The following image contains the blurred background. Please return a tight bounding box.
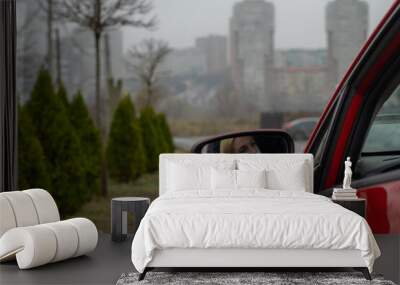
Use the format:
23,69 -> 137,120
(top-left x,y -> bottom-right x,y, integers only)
16,0 -> 394,231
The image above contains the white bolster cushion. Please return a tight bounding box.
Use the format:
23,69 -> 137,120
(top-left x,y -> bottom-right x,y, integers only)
42,221 -> 79,262
0,226 -> 57,269
0,196 -> 17,237
0,191 -> 39,227
0,218 -> 98,269
66,218 -> 98,257
0,189 -> 59,238
23,189 -> 60,224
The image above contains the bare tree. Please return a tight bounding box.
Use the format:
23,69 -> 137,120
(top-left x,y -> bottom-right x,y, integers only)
127,39 -> 171,107
47,0 -> 54,73
54,0 -> 155,131
16,3 -> 43,101
53,0 -> 156,196
55,28 -> 62,87
37,0 -> 55,74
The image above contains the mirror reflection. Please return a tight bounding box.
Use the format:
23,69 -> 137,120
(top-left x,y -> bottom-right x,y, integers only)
200,133 -> 293,154
220,136 -> 260,153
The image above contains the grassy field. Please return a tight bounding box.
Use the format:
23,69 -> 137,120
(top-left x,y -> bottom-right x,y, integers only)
71,172 -> 159,233
168,113 -> 322,137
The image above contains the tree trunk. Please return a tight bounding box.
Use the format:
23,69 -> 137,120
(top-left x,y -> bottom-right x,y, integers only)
55,28 -> 61,87
104,33 -> 112,79
47,0 -> 53,73
100,151 -> 108,197
104,33 -> 112,133
146,84 -> 152,107
94,32 -> 108,197
95,33 -> 101,129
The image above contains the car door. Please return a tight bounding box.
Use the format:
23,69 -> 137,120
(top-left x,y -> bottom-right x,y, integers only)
305,2 -> 400,234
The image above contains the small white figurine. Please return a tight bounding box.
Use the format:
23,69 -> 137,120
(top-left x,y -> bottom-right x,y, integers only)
343,157 -> 353,190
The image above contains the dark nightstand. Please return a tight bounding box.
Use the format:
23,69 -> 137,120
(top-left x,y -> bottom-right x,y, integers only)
111,197 -> 150,242
332,198 -> 366,218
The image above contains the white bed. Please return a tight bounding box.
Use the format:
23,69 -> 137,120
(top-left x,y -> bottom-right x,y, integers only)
131,154 -> 380,280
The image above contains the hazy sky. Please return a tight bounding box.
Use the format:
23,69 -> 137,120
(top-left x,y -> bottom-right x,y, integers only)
123,0 -> 394,52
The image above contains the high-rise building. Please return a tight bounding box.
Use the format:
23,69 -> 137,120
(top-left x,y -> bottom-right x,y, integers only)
229,0 -> 275,111
195,35 -> 227,76
326,0 -> 368,86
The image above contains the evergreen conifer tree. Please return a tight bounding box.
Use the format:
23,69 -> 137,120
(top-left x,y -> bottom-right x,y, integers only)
18,106 -> 51,190
26,68 -> 85,215
57,82 -> 69,107
152,113 -> 169,155
139,106 -> 162,172
107,96 -> 146,182
157,113 -> 174,153
69,92 -> 102,200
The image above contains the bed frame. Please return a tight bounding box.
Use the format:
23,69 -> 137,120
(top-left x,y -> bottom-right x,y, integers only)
138,154 -> 372,281
139,248 -> 371,280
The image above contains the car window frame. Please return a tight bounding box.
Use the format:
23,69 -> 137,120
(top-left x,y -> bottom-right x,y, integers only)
351,57 -> 400,180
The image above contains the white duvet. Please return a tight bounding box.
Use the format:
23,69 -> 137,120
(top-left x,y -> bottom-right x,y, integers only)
131,190 -> 380,273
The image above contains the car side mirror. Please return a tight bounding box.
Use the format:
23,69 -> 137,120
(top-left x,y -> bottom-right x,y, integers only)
191,130 -> 295,154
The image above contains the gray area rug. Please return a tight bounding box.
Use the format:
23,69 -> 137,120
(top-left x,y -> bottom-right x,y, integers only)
116,272 -> 396,285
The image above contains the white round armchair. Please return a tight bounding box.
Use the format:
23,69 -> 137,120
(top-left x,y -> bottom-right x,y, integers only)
0,189 -> 98,269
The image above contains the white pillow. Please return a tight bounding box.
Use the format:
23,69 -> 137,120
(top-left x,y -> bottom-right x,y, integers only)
266,162 -> 307,191
238,159 -> 309,192
167,162 -> 211,191
211,168 -> 236,190
211,169 -> 267,191
236,169 -> 267,189
166,159 -> 236,193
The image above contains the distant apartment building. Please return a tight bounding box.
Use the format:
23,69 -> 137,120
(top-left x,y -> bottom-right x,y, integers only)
326,0 -> 368,87
275,49 -> 326,69
195,35 -> 227,76
161,47 -> 207,77
230,0 -> 275,111
156,38 -> 226,111
274,49 -> 330,112
160,35 -> 227,79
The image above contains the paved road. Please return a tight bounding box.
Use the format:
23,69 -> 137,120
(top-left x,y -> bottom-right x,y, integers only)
174,137 -> 307,153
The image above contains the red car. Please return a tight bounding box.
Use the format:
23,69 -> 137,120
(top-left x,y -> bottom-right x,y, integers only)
193,1 -> 400,235
304,0 -> 400,235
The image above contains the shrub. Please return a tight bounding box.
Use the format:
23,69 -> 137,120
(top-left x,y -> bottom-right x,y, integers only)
107,96 -> 146,182
57,82 -> 69,107
18,106 -> 51,190
69,92 -> 102,200
139,106 -> 162,172
26,68 -> 85,216
157,113 -> 174,153
154,116 -> 169,155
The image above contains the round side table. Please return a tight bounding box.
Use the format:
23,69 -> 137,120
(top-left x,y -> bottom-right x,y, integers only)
111,197 -> 150,242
